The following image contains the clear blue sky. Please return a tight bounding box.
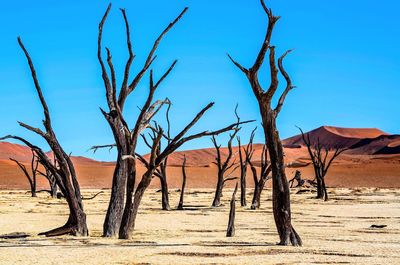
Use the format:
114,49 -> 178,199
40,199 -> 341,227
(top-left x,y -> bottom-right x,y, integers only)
0,0 -> 399,161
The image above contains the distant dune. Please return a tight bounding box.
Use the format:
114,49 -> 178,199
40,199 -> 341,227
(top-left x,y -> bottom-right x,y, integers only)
0,142 -> 33,162
283,126 -> 400,155
0,126 -> 399,189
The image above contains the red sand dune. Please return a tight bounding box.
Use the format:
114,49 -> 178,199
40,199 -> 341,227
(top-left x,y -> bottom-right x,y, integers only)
283,126 -> 400,155
283,126 -> 387,149
0,126 -> 399,190
321,126 -> 387,138
0,142 -> 33,162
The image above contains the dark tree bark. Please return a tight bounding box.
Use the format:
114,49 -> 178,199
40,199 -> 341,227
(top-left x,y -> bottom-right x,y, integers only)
37,153 -> 59,198
288,170 -> 304,188
228,0 -> 302,246
248,145 -> 272,210
235,106 -> 252,207
177,155 -> 187,210
42,169 -> 58,198
226,183 -> 238,237
96,4 -> 187,237
0,38 -> 88,236
298,128 -> 347,201
237,137 -> 247,206
154,104 -> 172,211
10,150 -> 39,197
211,129 -> 240,207
159,174 -> 170,210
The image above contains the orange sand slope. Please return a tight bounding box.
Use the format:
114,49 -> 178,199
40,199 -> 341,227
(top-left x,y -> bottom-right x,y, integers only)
283,126 -> 400,155
0,126 -> 399,189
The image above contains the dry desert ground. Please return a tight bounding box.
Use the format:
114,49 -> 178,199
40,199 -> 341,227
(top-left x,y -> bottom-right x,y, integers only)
0,188 -> 399,264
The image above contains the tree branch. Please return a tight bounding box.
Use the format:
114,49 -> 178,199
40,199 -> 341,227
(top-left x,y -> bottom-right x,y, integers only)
17,37 -> 51,129
250,0 -> 280,73
275,49 -> 295,115
119,7 -> 188,108
97,3 -> 115,111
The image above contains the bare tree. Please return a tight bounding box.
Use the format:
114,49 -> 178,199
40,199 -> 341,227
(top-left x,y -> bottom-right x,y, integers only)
122,104 -> 251,239
37,153 -> 59,198
96,4 -> 252,239
288,170 -> 303,188
298,128 -> 347,201
237,138 -> 246,206
0,38 -> 88,236
96,4 -> 187,237
226,183 -> 238,237
248,145 -> 272,210
153,104 -> 172,211
237,127 -> 258,207
10,150 -> 39,197
288,170 -> 315,189
177,155 -> 187,210
228,0 -> 302,245
211,129 -> 240,207
38,167 -> 58,198
139,107 -> 173,211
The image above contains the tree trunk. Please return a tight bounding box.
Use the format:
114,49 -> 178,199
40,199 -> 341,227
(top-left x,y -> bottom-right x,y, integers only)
240,166 -> 247,207
262,108 -> 302,246
177,157 -> 187,210
103,121 -> 135,237
251,173 -> 269,210
41,200 -> 87,236
119,170 -> 153,239
32,173 -> 37,197
322,177 -> 328,201
316,174 -> 324,199
41,160 -> 88,237
212,172 -> 224,207
49,178 -> 58,198
103,158 -> 128,237
226,183 -> 238,237
160,175 -> 171,211
251,185 -> 260,210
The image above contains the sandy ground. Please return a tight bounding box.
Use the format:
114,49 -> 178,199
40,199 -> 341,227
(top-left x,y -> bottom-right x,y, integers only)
0,188 -> 399,264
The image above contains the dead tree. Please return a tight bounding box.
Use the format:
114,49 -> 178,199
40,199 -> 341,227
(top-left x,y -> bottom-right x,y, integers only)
226,183 -> 239,237
0,38 -> 88,236
154,104 -> 172,211
288,170 -> 303,188
140,114 -> 173,211
299,128 -> 347,201
177,155 -> 187,210
237,127 -> 258,207
211,129 -> 240,207
288,170 -> 316,189
237,138 -> 246,206
248,145 -> 272,210
96,4 -> 188,237
10,150 -> 39,197
122,105 -> 251,239
96,5 -> 252,239
37,153 -> 59,198
38,168 -> 58,198
228,0 -> 302,245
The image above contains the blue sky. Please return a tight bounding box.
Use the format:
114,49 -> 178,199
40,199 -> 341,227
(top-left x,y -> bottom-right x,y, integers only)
0,0 -> 399,161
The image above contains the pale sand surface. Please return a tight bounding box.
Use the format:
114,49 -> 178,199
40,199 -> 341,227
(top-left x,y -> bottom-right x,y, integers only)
0,188 -> 399,264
